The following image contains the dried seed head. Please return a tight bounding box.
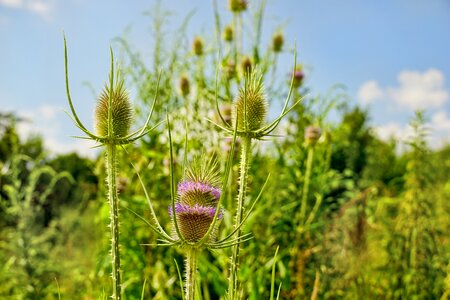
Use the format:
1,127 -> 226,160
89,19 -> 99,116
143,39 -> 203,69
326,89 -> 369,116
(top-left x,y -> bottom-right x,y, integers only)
179,75 -> 190,97
94,79 -> 133,138
272,32 -> 284,52
223,25 -> 234,42
305,126 -> 321,146
233,70 -> 268,132
192,36 -> 204,56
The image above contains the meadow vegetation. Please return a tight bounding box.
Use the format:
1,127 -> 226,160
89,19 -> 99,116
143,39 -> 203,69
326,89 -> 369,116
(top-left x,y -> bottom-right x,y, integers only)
1,1 -> 449,299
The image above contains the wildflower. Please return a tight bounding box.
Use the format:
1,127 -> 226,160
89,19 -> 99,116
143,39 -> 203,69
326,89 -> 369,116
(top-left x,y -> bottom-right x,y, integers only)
240,56 -> 253,75
169,157 -> 222,243
94,78 -> 133,138
179,75 -> 190,97
223,25 -> 234,42
305,126 -> 321,146
233,70 -> 267,132
292,67 -> 305,88
228,0 -> 248,13
272,32 -> 284,53
192,36 -> 204,56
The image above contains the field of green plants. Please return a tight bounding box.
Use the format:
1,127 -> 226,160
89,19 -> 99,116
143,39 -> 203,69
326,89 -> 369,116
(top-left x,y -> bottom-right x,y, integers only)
1,1 -> 450,299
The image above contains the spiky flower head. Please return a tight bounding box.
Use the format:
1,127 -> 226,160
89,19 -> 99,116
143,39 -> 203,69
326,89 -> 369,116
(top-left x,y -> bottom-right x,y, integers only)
305,126 -> 321,146
94,74 -> 133,138
223,25 -> 234,42
179,75 -> 190,97
233,70 -> 268,132
272,32 -> 284,52
228,0 -> 248,12
192,36 -> 204,56
170,156 -> 222,243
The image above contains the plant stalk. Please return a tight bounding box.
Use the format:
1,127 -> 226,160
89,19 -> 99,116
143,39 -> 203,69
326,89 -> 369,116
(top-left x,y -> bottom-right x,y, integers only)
299,146 -> 314,225
186,248 -> 199,300
228,136 -> 252,299
106,143 -> 122,300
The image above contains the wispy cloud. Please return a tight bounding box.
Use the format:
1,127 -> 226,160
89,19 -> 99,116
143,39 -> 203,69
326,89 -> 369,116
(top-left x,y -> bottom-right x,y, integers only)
0,0 -> 54,21
358,69 -> 449,110
16,104 -> 99,158
373,110 -> 450,150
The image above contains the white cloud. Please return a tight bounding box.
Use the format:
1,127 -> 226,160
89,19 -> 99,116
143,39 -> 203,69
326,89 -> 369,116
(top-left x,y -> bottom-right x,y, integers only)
0,0 -> 22,8
373,110 -> 450,150
358,69 -> 449,110
15,104 -> 99,158
358,80 -> 383,104
0,0 -> 53,21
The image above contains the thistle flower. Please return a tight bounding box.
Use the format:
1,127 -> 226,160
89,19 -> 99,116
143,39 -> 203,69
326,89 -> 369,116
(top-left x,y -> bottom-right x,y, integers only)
223,25 -> 234,42
169,157 -> 223,243
192,36 -> 204,56
305,125 -> 321,146
272,32 -> 284,52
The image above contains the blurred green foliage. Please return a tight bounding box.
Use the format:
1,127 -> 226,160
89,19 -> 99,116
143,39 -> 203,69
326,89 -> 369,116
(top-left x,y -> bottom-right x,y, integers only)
1,1 -> 450,299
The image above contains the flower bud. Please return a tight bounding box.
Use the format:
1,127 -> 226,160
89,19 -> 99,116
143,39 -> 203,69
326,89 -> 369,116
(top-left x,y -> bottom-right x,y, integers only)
293,68 -> 305,88
94,81 -> 133,138
179,75 -> 190,97
223,25 -> 234,42
192,36 -> 204,56
240,56 -> 253,75
305,126 -> 321,146
233,71 -> 267,132
228,0 -> 248,13
272,32 -> 284,52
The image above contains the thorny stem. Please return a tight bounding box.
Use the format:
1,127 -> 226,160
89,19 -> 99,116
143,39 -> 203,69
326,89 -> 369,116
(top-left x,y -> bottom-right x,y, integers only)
299,146 -> 314,225
186,248 -> 199,300
106,143 -> 122,300
228,136 -> 252,299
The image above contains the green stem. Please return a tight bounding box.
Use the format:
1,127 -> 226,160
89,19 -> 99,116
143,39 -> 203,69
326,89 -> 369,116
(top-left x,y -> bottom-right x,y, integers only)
299,146 -> 314,225
106,143 -> 122,300
186,248 -> 199,300
228,137 -> 252,300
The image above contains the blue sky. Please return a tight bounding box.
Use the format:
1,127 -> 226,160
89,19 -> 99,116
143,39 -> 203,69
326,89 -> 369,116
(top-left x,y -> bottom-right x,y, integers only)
0,0 -> 449,156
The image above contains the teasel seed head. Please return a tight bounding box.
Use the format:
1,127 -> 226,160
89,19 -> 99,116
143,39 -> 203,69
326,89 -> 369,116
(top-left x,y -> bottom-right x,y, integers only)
233,70 -> 268,132
272,32 -> 284,52
305,126 -> 321,146
223,25 -> 234,42
192,36 -> 204,56
228,0 -> 248,13
94,76 -> 133,139
179,75 -> 190,97
170,156 -> 222,243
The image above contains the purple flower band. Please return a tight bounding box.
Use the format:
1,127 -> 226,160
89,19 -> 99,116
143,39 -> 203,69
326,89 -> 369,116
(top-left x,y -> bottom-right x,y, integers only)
168,203 -> 223,219
177,180 -> 221,200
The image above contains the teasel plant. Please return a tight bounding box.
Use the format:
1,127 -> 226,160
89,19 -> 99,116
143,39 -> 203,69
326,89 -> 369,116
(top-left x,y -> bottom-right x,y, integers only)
126,114 -> 270,300
209,56 -> 304,299
63,36 -> 159,300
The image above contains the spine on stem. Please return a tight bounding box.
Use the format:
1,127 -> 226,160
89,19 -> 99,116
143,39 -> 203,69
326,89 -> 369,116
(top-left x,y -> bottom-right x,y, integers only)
185,248 -> 199,300
228,136 -> 252,299
106,143 -> 122,300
